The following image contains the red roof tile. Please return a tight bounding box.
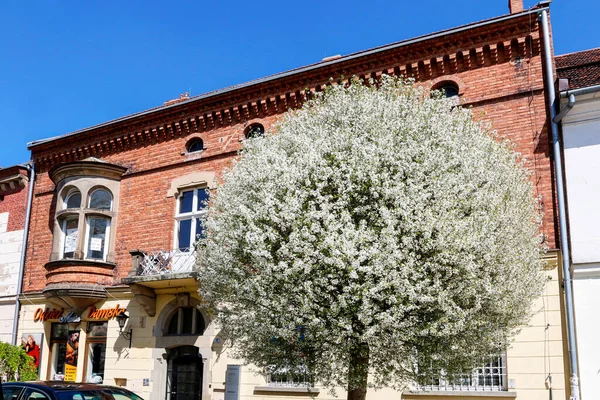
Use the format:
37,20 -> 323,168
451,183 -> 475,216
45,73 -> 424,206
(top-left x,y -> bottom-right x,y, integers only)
556,48 -> 600,90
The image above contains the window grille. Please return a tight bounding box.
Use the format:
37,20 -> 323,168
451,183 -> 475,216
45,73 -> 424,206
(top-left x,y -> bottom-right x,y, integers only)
266,366 -> 313,388
416,355 -> 507,392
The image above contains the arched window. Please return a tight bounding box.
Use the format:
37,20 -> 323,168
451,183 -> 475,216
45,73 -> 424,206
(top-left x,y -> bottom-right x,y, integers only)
89,188 -> 112,210
245,123 -> 265,139
187,138 -> 204,153
64,190 -> 81,209
166,307 -> 206,336
432,81 -> 460,99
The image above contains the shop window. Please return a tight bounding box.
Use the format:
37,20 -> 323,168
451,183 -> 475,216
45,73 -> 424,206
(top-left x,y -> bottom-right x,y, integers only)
175,188 -> 209,251
49,323 -> 67,380
48,159 -> 126,264
166,307 -> 206,336
85,321 -> 107,383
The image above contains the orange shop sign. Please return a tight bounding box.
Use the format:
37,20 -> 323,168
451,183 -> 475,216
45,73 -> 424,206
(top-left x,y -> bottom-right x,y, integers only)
33,304 -> 127,322
33,308 -> 64,322
87,304 -> 126,320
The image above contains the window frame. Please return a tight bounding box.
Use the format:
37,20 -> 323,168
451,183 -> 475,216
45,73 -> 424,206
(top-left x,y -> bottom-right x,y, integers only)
186,138 -> 204,154
165,306 -> 206,336
416,353 -> 508,392
84,321 -> 108,383
173,187 -> 210,252
83,215 -> 111,262
244,123 -> 265,139
54,185 -> 116,262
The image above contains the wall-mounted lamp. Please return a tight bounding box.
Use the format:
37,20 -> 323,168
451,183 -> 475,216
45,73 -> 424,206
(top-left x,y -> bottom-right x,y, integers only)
116,311 -> 133,348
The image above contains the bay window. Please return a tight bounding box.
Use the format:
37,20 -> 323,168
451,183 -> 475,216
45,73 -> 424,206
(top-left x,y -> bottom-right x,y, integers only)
48,159 -> 126,264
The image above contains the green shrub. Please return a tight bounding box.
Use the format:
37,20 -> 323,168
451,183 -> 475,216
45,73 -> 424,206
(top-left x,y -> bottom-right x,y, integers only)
0,341 -> 38,382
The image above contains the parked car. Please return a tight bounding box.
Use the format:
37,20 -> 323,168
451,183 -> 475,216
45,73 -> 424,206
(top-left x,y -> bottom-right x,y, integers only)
1,381 -> 144,400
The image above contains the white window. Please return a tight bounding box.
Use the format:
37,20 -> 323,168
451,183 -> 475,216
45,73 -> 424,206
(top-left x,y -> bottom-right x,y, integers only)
417,354 -> 507,392
174,187 -> 209,251
57,187 -> 114,262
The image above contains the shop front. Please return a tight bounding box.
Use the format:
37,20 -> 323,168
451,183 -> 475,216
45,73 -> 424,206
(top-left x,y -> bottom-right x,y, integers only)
16,289 -> 227,400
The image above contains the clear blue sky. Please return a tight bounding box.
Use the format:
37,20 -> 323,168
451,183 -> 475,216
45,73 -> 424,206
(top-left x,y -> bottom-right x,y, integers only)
0,0 -> 596,167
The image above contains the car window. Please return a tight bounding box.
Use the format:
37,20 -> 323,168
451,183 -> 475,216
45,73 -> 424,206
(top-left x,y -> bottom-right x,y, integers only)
57,390 -> 142,400
2,387 -> 23,400
23,390 -> 50,400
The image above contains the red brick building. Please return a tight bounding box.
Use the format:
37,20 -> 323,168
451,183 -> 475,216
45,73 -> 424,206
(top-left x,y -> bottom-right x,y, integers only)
16,1 -> 570,399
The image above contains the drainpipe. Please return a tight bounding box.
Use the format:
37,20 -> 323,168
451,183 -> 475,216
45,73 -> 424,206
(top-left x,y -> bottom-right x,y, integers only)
11,161 -> 35,345
554,84 -> 600,123
553,94 -> 575,123
538,7 -> 580,400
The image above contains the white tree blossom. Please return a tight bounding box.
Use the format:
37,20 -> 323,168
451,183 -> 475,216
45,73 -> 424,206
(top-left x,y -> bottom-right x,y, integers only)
197,76 -> 545,399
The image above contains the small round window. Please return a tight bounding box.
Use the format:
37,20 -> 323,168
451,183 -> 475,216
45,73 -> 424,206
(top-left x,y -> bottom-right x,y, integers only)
187,138 -> 204,153
245,123 -> 265,139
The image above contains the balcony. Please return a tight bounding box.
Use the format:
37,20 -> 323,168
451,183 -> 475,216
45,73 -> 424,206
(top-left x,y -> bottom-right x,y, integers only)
134,249 -> 197,276
121,249 -> 199,317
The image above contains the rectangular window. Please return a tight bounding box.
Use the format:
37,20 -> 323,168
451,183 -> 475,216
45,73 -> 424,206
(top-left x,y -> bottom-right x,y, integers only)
62,218 -> 79,258
49,324 -> 68,380
175,188 -> 209,252
85,217 -> 110,261
416,355 -> 507,392
267,365 -> 313,388
85,321 -> 107,384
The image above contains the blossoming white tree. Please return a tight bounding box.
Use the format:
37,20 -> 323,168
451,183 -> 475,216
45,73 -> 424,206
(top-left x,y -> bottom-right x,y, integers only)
197,76 -> 545,400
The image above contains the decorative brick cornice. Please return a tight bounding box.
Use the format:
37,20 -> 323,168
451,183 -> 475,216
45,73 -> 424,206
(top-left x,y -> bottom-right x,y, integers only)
31,16 -> 541,172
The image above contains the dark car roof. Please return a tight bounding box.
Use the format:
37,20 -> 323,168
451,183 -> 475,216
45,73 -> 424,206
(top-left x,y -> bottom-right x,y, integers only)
3,382 -> 128,392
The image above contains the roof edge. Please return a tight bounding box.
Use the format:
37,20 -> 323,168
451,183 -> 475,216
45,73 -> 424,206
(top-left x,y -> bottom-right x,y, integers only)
27,5 -> 549,150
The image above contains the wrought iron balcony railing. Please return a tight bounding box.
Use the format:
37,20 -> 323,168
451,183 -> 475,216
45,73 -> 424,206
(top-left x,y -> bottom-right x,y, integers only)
132,249 -> 197,276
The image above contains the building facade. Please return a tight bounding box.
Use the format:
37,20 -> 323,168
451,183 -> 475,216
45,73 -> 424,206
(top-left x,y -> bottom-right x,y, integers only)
0,164 -> 29,344
556,48 -> 600,400
17,1 -> 570,400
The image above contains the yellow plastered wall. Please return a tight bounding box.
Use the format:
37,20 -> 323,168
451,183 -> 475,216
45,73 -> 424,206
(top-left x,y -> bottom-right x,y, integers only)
16,255 -> 567,400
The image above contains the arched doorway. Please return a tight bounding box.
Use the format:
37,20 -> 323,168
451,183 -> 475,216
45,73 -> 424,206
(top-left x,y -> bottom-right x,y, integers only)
166,346 -> 203,400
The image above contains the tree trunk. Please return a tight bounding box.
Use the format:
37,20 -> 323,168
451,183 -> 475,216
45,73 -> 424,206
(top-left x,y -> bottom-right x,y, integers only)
347,346 -> 369,400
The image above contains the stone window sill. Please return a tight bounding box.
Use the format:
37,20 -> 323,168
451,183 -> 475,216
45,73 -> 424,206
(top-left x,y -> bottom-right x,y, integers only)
403,391 -> 517,398
254,386 -> 320,394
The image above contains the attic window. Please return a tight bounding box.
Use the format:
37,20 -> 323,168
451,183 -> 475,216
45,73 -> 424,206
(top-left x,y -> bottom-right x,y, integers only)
187,138 -> 204,153
245,123 -> 265,139
432,81 -> 459,99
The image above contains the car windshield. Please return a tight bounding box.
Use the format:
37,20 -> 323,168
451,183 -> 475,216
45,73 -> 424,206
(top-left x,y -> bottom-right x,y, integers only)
56,390 -> 143,400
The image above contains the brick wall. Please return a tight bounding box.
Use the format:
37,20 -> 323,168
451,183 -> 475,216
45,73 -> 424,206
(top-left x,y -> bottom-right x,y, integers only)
23,14 -> 557,293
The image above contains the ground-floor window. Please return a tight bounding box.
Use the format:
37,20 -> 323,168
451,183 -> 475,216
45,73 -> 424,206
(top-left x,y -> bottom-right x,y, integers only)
85,321 -> 107,383
416,354 -> 507,391
266,365 -> 313,387
49,324 -> 80,381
